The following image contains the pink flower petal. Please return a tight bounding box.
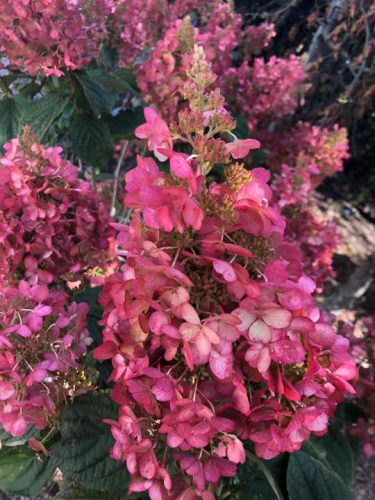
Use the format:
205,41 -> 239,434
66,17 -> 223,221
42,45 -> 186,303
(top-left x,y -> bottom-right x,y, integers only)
249,319 -> 272,342
170,154 -> 192,179
262,307 -> 291,329
0,381 -> 15,400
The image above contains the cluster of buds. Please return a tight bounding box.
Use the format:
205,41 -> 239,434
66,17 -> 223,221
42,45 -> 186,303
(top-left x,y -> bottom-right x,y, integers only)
0,280 -> 91,436
95,47 -> 356,499
0,128 -> 115,287
136,5 -> 281,127
136,18 -> 196,122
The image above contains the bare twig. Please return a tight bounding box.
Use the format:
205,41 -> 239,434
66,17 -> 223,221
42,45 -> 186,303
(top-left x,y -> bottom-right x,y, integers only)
111,140 -> 129,217
345,4 -> 371,96
91,166 -> 97,191
308,0 -> 348,63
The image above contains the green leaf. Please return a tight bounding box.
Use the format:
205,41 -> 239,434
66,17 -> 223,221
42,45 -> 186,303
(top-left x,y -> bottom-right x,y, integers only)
70,114 -> 113,167
92,70 -> 139,97
21,92 -> 69,140
73,72 -> 114,116
232,448 -> 287,500
0,424 -> 39,447
57,481 -> 115,500
100,46 -> 120,70
0,446 -> 55,496
50,392 -> 129,495
308,429 -> 354,486
244,451 -> 286,500
302,436 -> 328,463
112,68 -> 137,88
102,108 -> 145,140
287,450 -> 354,500
0,96 -> 23,146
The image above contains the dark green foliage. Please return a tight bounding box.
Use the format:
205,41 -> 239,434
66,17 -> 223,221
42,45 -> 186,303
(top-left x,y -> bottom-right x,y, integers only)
0,446 -> 55,497
70,114 -> 114,166
0,96 -> 23,146
50,392 -> 129,495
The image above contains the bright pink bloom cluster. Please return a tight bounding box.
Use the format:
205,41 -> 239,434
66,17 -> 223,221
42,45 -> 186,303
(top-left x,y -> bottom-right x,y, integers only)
0,129 -> 113,438
95,51 -> 356,498
342,316 -> 375,457
115,0 -> 169,67
132,5 -> 348,294
0,280 -> 90,436
222,55 -> 306,130
0,0 -> 102,76
135,4 -> 285,128
280,206 -> 341,294
265,122 -> 350,192
268,123 -> 349,290
0,129 -> 115,287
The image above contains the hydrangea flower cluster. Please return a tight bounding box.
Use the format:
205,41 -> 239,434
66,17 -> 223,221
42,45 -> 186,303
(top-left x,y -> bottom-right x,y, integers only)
0,127 -> 115,287
0,280 -> 90,437
115,0 -> 169,67
280,205 -> 341,294
95,47 -> 356,499
136,19 -> 195,122
342,316 -> 375,457
0,0 -> 101,76
136,5 -> 284,127
132,5 -> 349,293
265,123 -> 350,193
0,127 -> 115,438
268,123 -> 349,291
221,55 -> 306,130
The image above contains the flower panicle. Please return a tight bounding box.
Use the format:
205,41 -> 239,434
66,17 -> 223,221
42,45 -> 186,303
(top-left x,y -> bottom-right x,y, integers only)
95,46 -> 356,499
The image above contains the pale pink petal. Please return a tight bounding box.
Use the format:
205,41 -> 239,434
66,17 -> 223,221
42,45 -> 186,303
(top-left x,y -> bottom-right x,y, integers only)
262,308 -> 291,329
0,381 -> 15,400
249,319 -> 272,342
232,308 -> 257,332
212,259 -> 237,282
195,332 -> 211,356
177,303 -> 200,325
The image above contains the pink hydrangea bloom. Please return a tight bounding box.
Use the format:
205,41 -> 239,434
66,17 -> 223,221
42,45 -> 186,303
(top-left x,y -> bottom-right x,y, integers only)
0,130 -> 116,286
0,280 -> 90,436
95,51 -> 356,497
0,0 -> 104,76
